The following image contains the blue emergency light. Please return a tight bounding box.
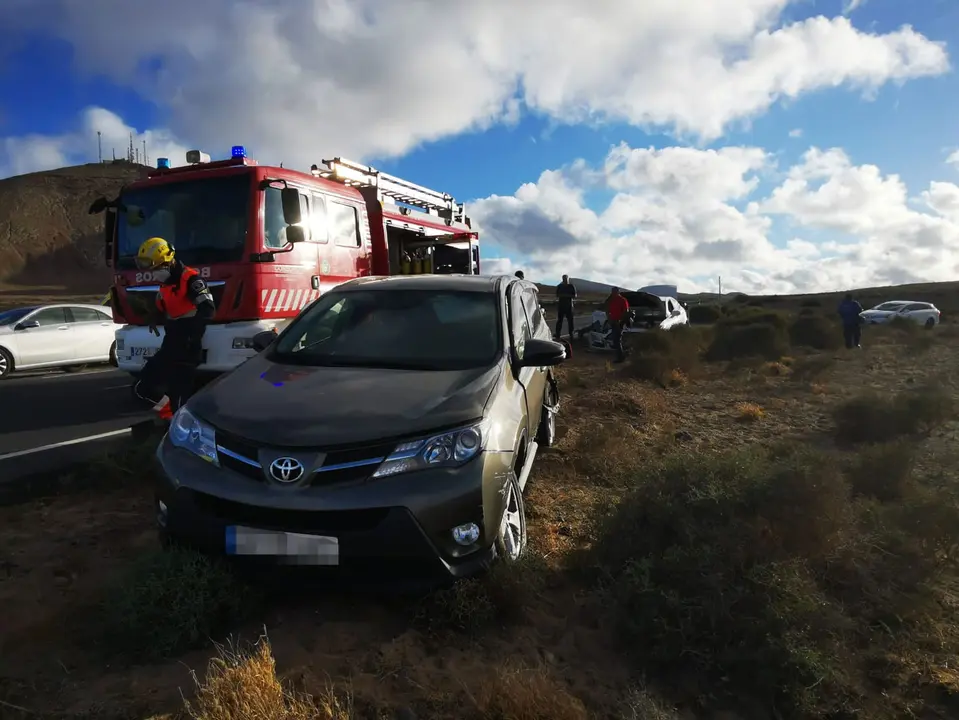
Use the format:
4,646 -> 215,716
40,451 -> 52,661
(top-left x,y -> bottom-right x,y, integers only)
231,145 -> 247,158
156,157 -> 171,169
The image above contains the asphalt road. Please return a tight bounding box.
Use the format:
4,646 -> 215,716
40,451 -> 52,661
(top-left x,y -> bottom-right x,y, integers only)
0,367 -> 154,488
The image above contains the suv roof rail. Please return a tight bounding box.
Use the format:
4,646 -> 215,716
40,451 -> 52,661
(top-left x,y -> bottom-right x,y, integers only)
314,157 -> 469,225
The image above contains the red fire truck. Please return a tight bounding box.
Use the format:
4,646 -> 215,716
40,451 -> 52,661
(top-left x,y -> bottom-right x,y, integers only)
90,147 -> 480,378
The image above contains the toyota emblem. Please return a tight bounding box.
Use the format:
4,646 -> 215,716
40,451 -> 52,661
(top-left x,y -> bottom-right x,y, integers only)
269,457 -> 305,483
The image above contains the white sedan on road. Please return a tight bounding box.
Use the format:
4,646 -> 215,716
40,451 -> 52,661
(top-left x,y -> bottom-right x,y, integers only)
0,304 -> 118,379
859,301 -> 941,328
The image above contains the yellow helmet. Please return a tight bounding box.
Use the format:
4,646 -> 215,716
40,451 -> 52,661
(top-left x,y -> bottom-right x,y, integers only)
136,237 -> 175,270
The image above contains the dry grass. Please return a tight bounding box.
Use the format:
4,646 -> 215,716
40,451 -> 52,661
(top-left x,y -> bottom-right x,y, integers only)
184,638 -> 352,720
735,401 -> 765,422
3,305 -> 959,719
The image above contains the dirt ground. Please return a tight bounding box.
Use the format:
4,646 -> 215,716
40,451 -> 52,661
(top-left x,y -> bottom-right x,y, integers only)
2,320 -> 958,719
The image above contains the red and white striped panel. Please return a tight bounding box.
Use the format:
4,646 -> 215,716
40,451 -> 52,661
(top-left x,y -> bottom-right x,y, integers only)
260,288 -> 320,314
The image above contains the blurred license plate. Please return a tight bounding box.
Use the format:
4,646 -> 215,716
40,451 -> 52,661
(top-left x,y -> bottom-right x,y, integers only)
130,347 -> 157,357
225,526 -> 339,565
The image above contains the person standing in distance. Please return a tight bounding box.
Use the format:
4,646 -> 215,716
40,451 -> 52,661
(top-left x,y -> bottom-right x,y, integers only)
606,286 -> 630,363
134,237 -> 216,419
837,293 -> 863,349
555,274 -> 577,339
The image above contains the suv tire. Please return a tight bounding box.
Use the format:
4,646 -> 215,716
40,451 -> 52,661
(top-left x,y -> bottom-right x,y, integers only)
536,375 -> 558,448
494,471 -> 527,563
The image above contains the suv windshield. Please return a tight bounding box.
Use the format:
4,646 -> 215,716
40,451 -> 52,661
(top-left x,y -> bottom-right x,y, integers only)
0,307 -> 35,326
873,302 -> 907,312
115,174 -> 251,270
273,289 -> 501,370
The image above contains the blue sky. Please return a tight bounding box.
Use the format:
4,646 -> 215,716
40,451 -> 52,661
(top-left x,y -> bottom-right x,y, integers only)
1,0 -> 958,293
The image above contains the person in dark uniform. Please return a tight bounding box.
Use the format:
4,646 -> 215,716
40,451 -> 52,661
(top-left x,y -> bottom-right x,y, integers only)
837,293 -> 863,349
514,270 -> 525,280
134,237 -> 216,419
555,274 -> 577,339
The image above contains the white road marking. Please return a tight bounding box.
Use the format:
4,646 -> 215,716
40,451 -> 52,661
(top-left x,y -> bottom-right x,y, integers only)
0,428 -> 133,461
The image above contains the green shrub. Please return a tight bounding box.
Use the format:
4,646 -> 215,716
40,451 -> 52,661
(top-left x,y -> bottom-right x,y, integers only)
717,308 -> 790,330
627,326 -> 706,384
706,321 -> 790,361
801,299 -> 823,308
687,304 -> 721,324
789,315 -> 841,351
101,547 -> 259,660
833,384 -> 956,444
846,442 -> 916,502
587,443 -> 959,718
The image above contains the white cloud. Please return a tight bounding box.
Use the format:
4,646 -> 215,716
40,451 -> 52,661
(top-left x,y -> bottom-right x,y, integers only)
470,143 -> 959,294
788,128 -> 803,138
947,150 -> 959,168
0,0 -> 948,167
0,107 -> 190,178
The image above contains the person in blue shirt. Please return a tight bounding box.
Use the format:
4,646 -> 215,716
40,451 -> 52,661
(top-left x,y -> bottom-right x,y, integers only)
837,293 -> 863,349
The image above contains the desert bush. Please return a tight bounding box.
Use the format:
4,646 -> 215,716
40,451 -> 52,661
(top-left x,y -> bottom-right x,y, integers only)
833,384 -> 956,444
718,307 -> 790,330
183,637 -> 351,720
414,553 -> 548,636
687,304 -> 721,324
627,326 -> 705,385
846,442 -> 917,502
468,667 -> 589,720
790,354 -> 835,382
101,547 -> 259,660
789,314 -> 841,351
706,321 -> 790,361
735,402 -> 764,421
801,299 -> 822,308
587,443 -> 959,718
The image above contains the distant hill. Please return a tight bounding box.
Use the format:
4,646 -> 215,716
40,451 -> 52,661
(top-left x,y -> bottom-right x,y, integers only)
0,162 -> 149,293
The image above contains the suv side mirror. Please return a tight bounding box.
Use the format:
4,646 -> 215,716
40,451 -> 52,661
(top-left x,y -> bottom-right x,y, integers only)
252,330 -> 277,352
15,320 -> 40,331
517,338 -> 567,368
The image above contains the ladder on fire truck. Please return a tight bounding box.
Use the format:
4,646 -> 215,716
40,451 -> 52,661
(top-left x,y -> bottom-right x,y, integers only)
312,157 -> 470,226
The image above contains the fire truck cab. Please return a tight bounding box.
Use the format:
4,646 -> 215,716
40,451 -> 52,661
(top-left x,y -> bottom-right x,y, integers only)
91,147 -> 480,378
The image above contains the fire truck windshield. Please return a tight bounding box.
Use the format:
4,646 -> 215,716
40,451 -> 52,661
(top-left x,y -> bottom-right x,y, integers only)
115,174 -> 252,270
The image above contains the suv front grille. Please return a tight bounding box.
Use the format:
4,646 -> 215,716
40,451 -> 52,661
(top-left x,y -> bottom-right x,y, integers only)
213,432 -> 395,486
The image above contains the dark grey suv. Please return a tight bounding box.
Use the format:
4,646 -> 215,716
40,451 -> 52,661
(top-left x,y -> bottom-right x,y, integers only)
153,274 -> 566,582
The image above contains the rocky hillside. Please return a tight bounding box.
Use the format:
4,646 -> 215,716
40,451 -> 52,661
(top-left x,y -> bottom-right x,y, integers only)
0,162 -> 149,292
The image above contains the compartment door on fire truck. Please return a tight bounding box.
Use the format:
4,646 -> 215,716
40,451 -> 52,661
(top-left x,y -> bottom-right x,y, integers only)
325,197 -> 368,287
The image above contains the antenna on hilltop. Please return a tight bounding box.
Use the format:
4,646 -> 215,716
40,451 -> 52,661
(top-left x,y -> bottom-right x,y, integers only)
128,132 -> 135,163
97,131 -> 102,164
143,140 -> 148,166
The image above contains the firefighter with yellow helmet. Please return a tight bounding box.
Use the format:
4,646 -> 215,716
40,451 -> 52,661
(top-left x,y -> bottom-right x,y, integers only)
134,237 -> 215,420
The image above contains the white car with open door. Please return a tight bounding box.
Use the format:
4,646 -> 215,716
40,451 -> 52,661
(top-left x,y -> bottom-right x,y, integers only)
0,304 -> 119,378
579,290 -> 688,352
859,301 -> 941,328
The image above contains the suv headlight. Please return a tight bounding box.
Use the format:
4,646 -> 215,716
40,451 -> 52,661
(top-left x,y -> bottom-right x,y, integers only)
372,421 -> 488,478
169,407 -> 219,465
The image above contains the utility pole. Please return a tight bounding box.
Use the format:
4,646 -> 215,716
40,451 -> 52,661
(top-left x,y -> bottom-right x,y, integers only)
97,131 -> 102,163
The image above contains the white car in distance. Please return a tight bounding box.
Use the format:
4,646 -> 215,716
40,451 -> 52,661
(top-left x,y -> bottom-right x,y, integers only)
859,301 -> 941,329
0,303 -> 119,379
580,291 -> 689,351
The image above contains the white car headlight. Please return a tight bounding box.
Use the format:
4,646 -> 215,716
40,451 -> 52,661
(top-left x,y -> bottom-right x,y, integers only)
372,421 -> 489,478
169,407 -> 219,465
